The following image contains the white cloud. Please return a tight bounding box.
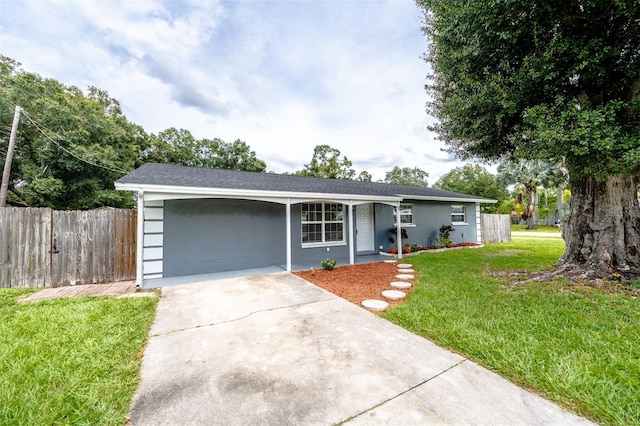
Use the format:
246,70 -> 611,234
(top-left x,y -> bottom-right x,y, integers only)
0,0 -> 488,183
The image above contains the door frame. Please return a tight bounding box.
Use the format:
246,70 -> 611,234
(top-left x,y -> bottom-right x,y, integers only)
355,203 -> 375,253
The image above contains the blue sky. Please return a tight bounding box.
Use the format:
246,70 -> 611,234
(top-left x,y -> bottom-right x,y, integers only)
0,0 -> 478,181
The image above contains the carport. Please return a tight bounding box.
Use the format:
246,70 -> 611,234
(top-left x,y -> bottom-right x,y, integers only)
115,164 -> 404,286
136,254 -> 389,289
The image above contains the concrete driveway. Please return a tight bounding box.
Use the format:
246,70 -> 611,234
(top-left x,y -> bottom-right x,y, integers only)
130,272 -> 592,425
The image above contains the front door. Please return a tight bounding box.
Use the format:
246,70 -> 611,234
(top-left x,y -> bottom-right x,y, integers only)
355,204 -> 375,253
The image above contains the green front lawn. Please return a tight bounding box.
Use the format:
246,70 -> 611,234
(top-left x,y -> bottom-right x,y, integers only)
0,290 -> 157,425
384,238 -> 640,425
511,223 -> 561,233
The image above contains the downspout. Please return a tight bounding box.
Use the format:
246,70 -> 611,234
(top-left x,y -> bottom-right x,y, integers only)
348,201 -> 355,265
286,199 -> 292,271
396,201 -> 403,259
136,189 -> 144,287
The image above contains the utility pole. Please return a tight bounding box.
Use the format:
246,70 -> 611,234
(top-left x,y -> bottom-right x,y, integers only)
0,105 -> 21,207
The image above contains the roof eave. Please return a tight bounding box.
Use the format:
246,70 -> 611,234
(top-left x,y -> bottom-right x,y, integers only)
115,182 -> 403,203
398,194 -> 497,203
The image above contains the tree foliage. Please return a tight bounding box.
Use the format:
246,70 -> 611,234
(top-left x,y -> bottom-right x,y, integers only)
384,166 -> 429,186
142,128 -> 266,172
418,0 -> 640,278
0,55 -> 267,209
356,170 -> 373,182
433,164 -> 509,212
0,56 -> 144,209
295,145 -> 357,179
419,0 -> 640,178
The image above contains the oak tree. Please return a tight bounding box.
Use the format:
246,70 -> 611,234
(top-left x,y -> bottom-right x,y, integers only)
418,0 -> 640,279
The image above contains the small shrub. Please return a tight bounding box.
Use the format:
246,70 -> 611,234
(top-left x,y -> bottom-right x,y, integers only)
537,206 -> 551,219
388,226 -> 409,244
437,224 -> 455,248
436,237 -> 451,247
321,259 -> 337,271
411,243 -> 421,252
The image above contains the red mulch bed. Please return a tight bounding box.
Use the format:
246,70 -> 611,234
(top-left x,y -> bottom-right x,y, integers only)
294,261 -> 414,307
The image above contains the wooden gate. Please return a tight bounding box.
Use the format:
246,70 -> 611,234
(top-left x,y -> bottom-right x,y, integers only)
0,207 -> 136,288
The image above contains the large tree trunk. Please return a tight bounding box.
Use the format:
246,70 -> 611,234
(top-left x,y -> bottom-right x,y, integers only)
525,186 -> 536,230
560,175 -> 640,281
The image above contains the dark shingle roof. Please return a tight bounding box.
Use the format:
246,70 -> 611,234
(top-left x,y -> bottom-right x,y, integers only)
116,163 -> 494,202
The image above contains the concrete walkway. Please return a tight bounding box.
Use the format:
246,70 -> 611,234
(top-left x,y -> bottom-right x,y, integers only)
129,272 -> 593,425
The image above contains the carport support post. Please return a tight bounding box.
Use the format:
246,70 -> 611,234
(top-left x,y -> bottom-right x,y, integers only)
136,190 -> 144,286
396,201 -> 403,259
348,202 -> 354,265
286,199 -> 291,271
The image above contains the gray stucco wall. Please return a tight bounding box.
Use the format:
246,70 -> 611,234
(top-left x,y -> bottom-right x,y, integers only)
374,201 -> 478,250
162,198 -> 478,277
290,203 -> 351,266
163,198 -> 286,277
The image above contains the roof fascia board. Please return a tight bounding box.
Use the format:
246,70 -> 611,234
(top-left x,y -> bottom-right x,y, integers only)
144,192 -> 288,204
115,182 -> 402,203
144,193 -> 385,205
399,195 -> 497,204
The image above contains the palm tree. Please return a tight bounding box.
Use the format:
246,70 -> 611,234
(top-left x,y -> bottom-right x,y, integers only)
497,159 -> 567,229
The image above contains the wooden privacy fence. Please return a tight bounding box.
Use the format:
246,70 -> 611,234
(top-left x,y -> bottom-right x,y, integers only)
480,214 -> 512,243
0,207 -> 136,288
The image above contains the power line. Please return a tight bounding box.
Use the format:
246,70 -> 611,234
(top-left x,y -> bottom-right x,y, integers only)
19,108 -> 129,175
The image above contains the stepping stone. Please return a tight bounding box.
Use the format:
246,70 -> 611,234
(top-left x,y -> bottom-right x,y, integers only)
361,299 -> 389,311
382,290 -> 406,300
397,268 -> 415,273
397,263 -> 412,268
390,281 -> 412,289
384,259 -> 397,263
395,274 -> 414,280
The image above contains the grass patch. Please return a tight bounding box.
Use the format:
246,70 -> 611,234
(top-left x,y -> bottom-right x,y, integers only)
384,238 -> 640,425
511,224 -> 561,233
0,290 -> 157,425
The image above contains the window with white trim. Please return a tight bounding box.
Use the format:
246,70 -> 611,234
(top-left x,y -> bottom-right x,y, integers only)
451,205 -> 466,224
394,203 -> 414,226
301,202 -> 345,245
